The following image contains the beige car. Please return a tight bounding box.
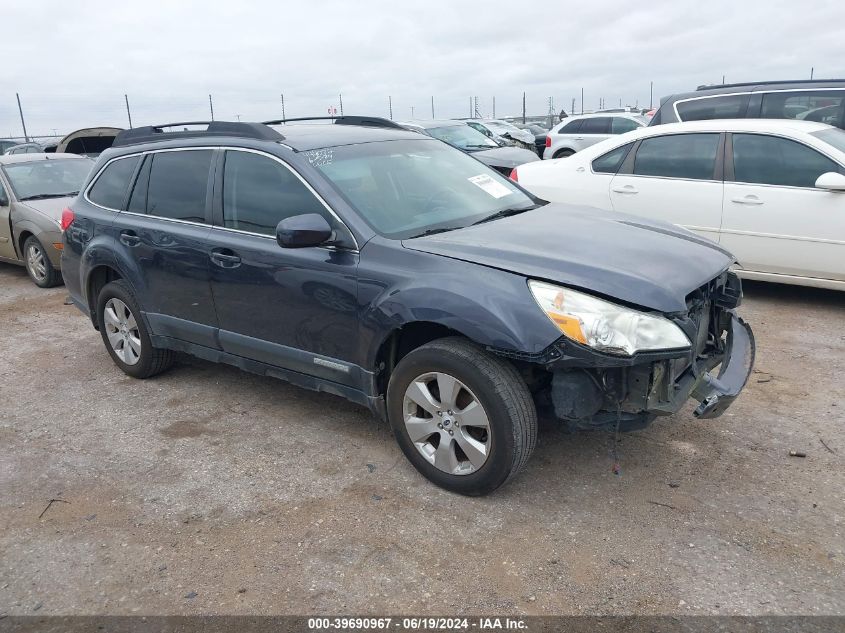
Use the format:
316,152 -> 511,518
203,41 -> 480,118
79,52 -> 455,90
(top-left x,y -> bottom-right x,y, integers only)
0,153 -> 93,287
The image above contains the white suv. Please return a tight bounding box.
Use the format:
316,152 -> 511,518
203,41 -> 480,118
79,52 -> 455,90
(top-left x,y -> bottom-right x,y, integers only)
544,113 -> 647,159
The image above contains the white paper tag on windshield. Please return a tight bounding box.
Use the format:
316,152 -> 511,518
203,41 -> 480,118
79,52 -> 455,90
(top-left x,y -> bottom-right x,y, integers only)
468,174 -> 512,199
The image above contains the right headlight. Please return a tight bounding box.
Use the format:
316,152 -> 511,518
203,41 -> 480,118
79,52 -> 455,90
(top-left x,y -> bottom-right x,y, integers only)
528,280 -> 691,356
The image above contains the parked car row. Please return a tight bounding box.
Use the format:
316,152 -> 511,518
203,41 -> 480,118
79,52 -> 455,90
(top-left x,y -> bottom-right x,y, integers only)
1,127 -> 122,158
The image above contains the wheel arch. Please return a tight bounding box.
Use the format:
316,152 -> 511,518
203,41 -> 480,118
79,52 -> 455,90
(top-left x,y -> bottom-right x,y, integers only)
85,264 -> 124,327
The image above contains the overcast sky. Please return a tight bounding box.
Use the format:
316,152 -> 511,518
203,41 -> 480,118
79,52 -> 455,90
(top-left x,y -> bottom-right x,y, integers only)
3,0 -> 844,137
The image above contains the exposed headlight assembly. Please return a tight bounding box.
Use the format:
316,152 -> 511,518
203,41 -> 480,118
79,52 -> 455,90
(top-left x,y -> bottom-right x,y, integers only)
529,280 -> 690,356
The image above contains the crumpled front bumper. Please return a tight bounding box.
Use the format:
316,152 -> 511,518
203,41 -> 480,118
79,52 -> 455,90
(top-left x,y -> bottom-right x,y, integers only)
544,310 -> 755,431
690,313 -> 755,419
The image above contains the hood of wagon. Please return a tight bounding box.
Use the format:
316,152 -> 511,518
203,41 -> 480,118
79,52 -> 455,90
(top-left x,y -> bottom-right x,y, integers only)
402,203 -> 735,313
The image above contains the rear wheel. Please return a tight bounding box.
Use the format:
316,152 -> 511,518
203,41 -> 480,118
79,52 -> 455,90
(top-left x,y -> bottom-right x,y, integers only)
387,337 -> 537,495
96,280 -> 174,378
554,149 -> 575,158
23,235 -> 61,288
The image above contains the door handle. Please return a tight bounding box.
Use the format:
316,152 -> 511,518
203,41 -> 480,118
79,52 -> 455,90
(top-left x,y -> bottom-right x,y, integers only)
731,195 -> 764,206
611,185 -> 639,194
119,230 -> 141,247
210,249 -> 241,268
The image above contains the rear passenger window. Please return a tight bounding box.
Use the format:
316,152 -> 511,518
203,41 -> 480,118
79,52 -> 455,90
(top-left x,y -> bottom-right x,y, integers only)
760,90 -> 844,129
87,155 -> 140,209
579,117 -> 611,134
559,119 -> 583,134
633,133 -> 720,180
676,95 -> 748,121
732,134 -> 840,188
592,143 -> 633,174
145,150 -> 212,223
222,151 -> 330,235
611,117 -> 640,134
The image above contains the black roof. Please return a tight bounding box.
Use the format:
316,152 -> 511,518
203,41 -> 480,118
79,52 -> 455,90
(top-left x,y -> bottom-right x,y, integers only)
696,78 -> 845,91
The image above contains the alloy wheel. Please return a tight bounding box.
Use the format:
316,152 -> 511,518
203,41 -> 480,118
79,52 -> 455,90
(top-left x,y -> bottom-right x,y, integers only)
103,298 -> 142,365
402,372 -> 491,475
26,243 -> 47,282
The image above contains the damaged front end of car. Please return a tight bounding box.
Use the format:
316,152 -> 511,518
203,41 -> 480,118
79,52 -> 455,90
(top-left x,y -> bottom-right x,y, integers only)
511,270 -> 755,432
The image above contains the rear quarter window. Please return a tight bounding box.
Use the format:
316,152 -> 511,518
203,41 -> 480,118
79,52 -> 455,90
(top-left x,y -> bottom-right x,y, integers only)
87,155 -> 141,209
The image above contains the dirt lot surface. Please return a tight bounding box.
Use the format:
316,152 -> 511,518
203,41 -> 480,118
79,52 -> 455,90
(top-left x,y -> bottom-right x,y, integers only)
1,263 -> 843,616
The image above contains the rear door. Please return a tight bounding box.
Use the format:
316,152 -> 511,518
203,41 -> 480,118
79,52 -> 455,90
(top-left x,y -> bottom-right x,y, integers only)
111,148 -> 219,347
574,117 -> 612,151
609,132 -> 725,241
206,148 -> 361,385
721,132 -> 845,281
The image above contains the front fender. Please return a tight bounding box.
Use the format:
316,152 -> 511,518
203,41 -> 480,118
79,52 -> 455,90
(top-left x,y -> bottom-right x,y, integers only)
357,241 -> 562,369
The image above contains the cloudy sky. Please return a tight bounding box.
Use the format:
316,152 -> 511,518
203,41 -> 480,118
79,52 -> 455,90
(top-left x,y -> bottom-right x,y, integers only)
3,0 -> 844,138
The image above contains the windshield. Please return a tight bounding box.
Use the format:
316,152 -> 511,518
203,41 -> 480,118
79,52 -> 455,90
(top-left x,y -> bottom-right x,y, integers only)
313,139 -> 539,239
426,125 -> 499,150
811,128 -> 845,155
3,158 -> 92,200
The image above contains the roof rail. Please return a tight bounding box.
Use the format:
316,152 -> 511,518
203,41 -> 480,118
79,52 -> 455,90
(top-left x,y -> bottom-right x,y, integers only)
696,78 -> 845,91
263,115 -> 405,130
113,121 -> 284,147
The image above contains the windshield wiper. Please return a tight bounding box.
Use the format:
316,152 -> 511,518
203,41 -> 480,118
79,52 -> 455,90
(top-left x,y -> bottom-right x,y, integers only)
407,227 -> 460,239
19,192 -> 78,201
471,206 -> 535,226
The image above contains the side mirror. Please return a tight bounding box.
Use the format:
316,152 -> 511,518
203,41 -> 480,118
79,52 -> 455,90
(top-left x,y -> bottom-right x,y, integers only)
0,189 -> 8,207
276,213 -> 333,248
815,171 -> 845,192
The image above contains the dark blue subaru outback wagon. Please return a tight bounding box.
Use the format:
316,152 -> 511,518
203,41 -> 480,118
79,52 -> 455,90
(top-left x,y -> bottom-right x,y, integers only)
62,117 -> 754,495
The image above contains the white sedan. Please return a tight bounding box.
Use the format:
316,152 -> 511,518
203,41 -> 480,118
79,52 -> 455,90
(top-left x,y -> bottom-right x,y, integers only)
511,119 -> 845,291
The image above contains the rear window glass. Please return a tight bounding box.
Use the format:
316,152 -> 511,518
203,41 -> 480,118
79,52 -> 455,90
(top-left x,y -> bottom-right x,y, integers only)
558,119 -> 583,134
145,150 -> 212,223
634,133 -> 720,180
676,94 -> 748,121
579,117 -> 611,134
88,156 -> 140,209
761,90 -> 844,129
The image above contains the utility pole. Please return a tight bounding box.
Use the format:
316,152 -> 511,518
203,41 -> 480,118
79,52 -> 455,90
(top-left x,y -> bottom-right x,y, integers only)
281,94 -> 286,122
810,67 -> 814,79
619,98 -> 622,108
208,94 -> 214,122
410,106 -> 415,118
580,87 -> 584,115
431,96 -> 435,119
125,94 -> 133,128
469,97 -> 472,118
388,96 -> 393,119
339,93 -> 344,116
16,93 -> 29,142
649,81 -> 653,109
522,91 -> 526,124
473,97 -> 480,118
571,98 -> 575,115
492,96 -> 496,119
722,75 -> 725,85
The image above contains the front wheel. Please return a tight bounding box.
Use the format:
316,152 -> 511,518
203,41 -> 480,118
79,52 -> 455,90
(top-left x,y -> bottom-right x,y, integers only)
387,337 -> 537,495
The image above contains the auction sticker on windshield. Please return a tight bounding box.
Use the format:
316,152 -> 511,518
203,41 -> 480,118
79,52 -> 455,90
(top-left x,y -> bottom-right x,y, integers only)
468,174 -> 513,199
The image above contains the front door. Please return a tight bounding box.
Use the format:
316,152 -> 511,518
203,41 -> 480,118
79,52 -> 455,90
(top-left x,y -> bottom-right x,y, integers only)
0,176 -> 16,260
609,132 -> 725,242
110,148 -> 220,346
721,132 -> 845,281
206,149 -> 361,386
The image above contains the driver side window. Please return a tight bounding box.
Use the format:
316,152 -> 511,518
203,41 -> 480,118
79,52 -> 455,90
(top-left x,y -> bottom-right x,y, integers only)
222,151 -> 332,236
0,180 -> 8,206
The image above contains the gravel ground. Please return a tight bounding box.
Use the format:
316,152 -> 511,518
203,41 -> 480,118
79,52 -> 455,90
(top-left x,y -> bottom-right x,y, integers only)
0,262 -> 843,616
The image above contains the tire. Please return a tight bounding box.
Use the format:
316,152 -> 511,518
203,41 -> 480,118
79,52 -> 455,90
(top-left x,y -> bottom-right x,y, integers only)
554,149 -> 575,159
386,337 -> 537,496
23,235 -> 61,288
95,280 -> 174,379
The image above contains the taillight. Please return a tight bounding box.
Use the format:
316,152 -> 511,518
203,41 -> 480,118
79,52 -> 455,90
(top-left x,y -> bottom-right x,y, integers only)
509,168 -> 518,182
544,135 -> 551,147
61,207 -> 75,232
